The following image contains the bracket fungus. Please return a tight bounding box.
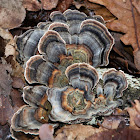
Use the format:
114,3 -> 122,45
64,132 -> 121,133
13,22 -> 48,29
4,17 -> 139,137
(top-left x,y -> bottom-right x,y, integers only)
47,64 -> 127,123
16,9 -> 114,67
11,9 -> 128,136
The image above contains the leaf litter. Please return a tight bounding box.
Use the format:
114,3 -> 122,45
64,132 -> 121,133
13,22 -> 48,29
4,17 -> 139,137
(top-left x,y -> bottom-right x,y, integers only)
0,0 -> 140,139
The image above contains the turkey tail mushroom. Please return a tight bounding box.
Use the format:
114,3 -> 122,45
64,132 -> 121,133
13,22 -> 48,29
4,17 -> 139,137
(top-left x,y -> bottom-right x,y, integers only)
63,9 -> 87,35
11,86 -> 52,135
12,9 -> 127,137
48,22 -> 71,44
102,68 -> 127,99
65,63 -> 99,100
79,19 -> 114,67
38,30 -> 67,63
23,86 -> 52,124
23,86 -> 49,107
11,105 -> 43,135
16,9 -> 114,68
47,63 -> 99,123
24,55 -> 61,86
16,29 -> 46,64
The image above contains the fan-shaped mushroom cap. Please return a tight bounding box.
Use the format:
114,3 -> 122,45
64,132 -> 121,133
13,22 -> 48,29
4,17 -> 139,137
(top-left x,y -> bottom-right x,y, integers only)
93,69 -> 127,114
47,63 -> 99,123
38,30 -> 67,63
79,19 -> 114,67
11,86 -> 52,134
23,86 -> 52,123
65,63 -> 99,100
102,68 -> 127,98
50,11 -> 66,23
11,105 -> 42,134
25,55 -> 61,86
37,21 -> 52,29
16,29 -> 46,64
63,9 -> 87,35
48,22 -> 71,44
47,87 -> 93,123
47,86 -> 124,123
23,86 -> 49,107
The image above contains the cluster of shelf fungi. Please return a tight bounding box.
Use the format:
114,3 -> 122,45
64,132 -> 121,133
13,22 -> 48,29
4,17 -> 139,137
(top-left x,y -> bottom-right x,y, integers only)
11,9 -> 128,138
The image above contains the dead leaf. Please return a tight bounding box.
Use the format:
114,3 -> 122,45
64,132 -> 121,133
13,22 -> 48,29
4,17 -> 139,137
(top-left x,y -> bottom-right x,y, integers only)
88,0 -> 140,71
23,0 -> 42,11
0,95 -> 12,125
86,128 -> 140,140
133,50 -> 140,71
6,56 -> 24,81
0,59 -> 25,125
9,89 -> 25,123
0,28 -> 16,59
42,0 -> 58,10
56,0 -> 73,12
109,31 -> 139,74
132,0 -> 140,14
73,0 -> 101,10
12,76 -> 24,89
0,59 -> 12,97
0,89 -> 25,125
73,0 -> 115,21
55,124 -> 105,140
0,28 -> 24,80
0,0 -> 26,29
39,124 -> 54,140
0,28 -> 15,57
0,28 -> 13,40
23,0 -> 58,11
5,39 -> 16,58
100,116 -> 129,130
0,123 -> 11,140
127,100 -> 140,130
134,114 -> 140,128
21,0 -> 73,27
